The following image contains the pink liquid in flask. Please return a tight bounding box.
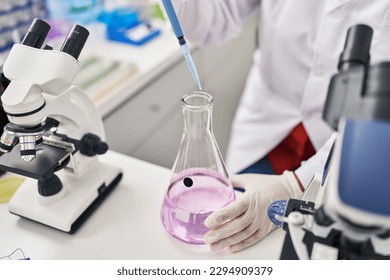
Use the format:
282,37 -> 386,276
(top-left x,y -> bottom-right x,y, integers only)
161,169 -> 235,245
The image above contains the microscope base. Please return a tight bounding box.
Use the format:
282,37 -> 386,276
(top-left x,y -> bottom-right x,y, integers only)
8,161 -> 122,233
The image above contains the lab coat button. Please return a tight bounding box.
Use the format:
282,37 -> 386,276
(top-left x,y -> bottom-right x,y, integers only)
314,67 -> 325,77
331,9 -> 343,19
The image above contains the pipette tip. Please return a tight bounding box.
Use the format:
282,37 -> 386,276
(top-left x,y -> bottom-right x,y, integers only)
195,79 -> 202,91
181,44 -> 203,91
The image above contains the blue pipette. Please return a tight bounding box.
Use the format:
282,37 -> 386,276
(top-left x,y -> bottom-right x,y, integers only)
161,0 -> 202,90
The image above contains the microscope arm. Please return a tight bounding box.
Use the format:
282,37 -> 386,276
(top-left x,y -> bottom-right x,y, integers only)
44,85 -> 105,140
43,85 -> 106,176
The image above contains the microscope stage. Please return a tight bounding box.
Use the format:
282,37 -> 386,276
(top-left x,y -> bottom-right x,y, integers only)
0,143 -> 69,181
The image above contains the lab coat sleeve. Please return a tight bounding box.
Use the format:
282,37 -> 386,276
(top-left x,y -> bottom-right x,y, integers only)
295,132 -> 338,189
171,0 -> 260,46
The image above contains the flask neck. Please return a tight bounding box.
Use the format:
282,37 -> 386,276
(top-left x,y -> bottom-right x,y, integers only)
183,107 -> 212,131
181,92 -> 214,132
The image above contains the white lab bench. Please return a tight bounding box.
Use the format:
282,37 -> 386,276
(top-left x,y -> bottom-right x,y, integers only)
0,151 -> 285,260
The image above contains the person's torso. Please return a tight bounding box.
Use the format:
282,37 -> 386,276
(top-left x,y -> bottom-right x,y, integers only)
228,0 -> 390,172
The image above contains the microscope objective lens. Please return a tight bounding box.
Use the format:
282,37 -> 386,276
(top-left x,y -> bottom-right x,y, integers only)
0,131 -> 18,152
19,135 -> 37,161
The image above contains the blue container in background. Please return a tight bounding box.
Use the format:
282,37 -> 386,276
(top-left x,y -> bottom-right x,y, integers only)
46,0 -> 103,24
98,8 -> 161,46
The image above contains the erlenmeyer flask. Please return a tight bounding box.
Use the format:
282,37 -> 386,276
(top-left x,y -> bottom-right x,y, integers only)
161,91 -> 236,245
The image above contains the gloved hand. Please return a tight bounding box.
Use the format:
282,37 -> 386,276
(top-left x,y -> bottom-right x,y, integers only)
203,171 -> 303,252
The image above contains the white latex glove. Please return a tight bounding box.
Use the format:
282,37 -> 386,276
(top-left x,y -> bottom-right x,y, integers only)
203,171 -> 303,252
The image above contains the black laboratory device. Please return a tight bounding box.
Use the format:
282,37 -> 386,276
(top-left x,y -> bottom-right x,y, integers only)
274,24 -> 390,260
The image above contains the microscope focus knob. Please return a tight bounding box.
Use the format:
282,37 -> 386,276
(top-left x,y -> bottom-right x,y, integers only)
79,133 -> 108,156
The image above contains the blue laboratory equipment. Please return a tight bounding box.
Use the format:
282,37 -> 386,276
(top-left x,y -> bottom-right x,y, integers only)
46,0 -> 103,24
98,9 -> 161,46
161,0 -> 202,90
267,200 -> 288,228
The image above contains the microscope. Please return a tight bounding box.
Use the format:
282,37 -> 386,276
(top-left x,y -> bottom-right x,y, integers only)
268,24 -> 390,259
0,19 -> 123,233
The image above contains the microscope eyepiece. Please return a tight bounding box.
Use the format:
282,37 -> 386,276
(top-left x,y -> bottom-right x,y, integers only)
338,24 -> 373,71
21,18 -> 51,49
60,25 -> 89,60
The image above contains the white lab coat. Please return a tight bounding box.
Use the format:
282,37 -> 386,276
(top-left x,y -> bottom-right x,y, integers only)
172,0 -> 390,187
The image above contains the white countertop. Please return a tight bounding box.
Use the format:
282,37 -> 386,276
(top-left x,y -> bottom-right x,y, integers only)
0,151 -> 285,260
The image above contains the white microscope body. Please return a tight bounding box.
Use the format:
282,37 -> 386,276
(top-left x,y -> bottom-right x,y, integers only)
0,19 -> 122,233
